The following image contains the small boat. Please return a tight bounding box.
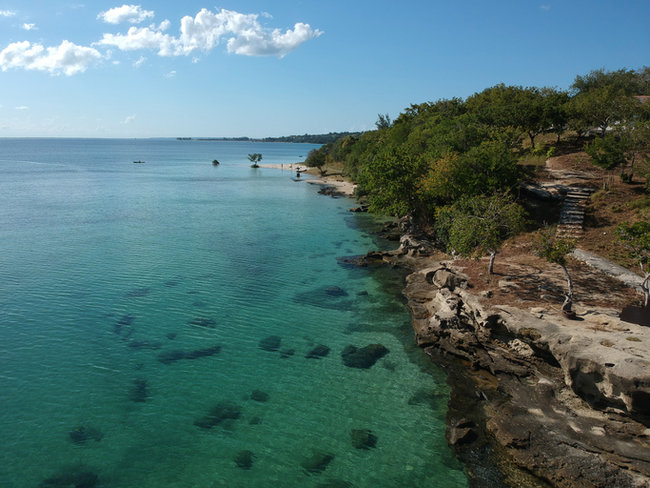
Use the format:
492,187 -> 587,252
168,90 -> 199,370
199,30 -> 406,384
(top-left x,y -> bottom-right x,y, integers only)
133,160 -> 146,164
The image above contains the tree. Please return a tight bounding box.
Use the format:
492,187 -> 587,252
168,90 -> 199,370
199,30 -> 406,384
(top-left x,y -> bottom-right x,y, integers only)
375,113 -> 392,130
584,133 -> 628,170
356,147 -> 428,217
248,153 -> 262,168
616,221 -> 650,307
535,228 -> 577,316
305,146 -> 328,175
436,193 -> 526,274
419,140 -> 521,205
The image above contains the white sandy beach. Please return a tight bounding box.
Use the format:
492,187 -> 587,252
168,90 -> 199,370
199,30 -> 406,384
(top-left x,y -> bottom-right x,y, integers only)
258,163 -> 357,197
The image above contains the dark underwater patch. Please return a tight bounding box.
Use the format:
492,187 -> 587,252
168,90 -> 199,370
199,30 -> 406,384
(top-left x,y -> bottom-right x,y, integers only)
158,345 -> 221,364
301,452 -> 335,475
194,401 -> 242,429
341,344 -> 389,369
68,426 -> 103,445
259,335 -> 281,352
234,450 -> 255,469
305,344 -> 330,359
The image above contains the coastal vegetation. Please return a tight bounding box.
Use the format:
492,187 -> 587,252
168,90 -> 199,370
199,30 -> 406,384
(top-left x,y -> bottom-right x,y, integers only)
306,66 -> 650,285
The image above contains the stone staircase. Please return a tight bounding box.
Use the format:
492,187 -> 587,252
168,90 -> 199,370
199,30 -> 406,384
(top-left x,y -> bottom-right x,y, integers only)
556,187 -> 593,239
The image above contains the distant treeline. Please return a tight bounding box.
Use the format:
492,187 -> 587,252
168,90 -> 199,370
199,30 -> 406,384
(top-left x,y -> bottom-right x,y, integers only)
176,132 -> 360,144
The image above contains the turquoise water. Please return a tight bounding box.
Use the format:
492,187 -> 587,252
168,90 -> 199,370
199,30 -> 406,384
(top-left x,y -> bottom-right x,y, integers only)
0,139 -> 468,488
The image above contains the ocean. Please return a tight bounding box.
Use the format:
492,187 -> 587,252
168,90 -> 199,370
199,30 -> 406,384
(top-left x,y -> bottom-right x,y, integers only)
0,138 -> 468,488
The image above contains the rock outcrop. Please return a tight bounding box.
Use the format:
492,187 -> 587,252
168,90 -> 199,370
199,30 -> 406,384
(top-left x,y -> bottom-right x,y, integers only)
404,264 -> 650,488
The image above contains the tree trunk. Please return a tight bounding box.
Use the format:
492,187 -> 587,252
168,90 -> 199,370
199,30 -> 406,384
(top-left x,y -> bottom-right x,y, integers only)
488,250 -> 496,275
642,272 -> 649,308
561,264 -> 574,312
529,132 -> 536,149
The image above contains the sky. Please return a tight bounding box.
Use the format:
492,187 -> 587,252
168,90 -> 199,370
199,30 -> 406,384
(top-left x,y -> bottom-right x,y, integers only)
0,1 -> 649,138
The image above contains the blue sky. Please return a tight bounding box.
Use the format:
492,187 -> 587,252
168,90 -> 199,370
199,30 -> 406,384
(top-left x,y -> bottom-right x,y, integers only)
0,1 -> 648,138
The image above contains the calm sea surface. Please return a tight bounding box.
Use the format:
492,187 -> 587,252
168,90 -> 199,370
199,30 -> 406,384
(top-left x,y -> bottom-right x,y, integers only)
0,139 -> 468,488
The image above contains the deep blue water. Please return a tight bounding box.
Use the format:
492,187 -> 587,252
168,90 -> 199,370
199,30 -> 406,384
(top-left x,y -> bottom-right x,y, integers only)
0,139 -> 468,488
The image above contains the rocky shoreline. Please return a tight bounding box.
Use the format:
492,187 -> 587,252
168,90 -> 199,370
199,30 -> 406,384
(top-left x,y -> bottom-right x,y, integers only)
314,179 -> 649,486
370,230 -> 650,488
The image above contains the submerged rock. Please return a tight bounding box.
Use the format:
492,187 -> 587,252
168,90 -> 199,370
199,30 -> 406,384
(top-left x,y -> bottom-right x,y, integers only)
350,429 -> 377,450
130,378 -> 149,402
259,335 -> 282,352
251,390 -> 269,402
39,465 -> 98,488
280,348 -> 295,359
125,287 -> 149,298
128,340 -> 162,350
305,344 -> 331,359
325,286 -> 348,297
341,344 -> 389,369
188,317 -> 217,328
300,452 -> 335,475
194,401 -> 242,429
114,314 -> 135,334
157,345 -> 221,364
234,450 -> 254,469
68,426 -> 103,445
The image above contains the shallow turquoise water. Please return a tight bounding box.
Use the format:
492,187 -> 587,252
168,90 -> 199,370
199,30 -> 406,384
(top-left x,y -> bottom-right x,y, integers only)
0,139 -> 468,488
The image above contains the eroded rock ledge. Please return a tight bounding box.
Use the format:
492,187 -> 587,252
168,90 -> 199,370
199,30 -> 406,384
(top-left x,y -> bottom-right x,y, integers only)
404,264 -> 650,487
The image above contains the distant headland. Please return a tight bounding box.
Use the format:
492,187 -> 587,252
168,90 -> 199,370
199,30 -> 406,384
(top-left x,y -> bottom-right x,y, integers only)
176,132 -> 360,145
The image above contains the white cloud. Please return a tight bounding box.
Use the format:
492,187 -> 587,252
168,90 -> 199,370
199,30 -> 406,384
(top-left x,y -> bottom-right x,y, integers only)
123,114 -> 136,124
96,25 -> 176,55
0,10 -> 16,17
22,23 -> 37,31
164,70 -> 176,78
0,40 -> 102,75
133,55 -> 146,67
98,4 -> 154,24
15,105 -> 29,110
540,5 -> 551,11
97,8 -> 321,58
227,22 -> 322,57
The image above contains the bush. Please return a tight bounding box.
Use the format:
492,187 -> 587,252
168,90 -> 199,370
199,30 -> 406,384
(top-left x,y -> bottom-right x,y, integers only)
546,146 -> 557,158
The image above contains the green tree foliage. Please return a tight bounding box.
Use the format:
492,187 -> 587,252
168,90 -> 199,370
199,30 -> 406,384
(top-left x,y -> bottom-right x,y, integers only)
375,113 -> 392,130
435,192 -> 526,274
584,133 -> 628,169
572,67 -> 650,96
248,153 -> 262,167
465,84 -> 569,148
356,147 -> 428,217
419,140 -> 521,204
535,228 -> 577,314
305,146 -> 327,172
616,221 -> 650,306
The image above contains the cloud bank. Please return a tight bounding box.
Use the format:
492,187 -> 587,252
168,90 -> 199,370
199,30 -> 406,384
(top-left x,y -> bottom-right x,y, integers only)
0,7 -> 321,75
97,8 -> 322,58
0,40 -> 102,75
